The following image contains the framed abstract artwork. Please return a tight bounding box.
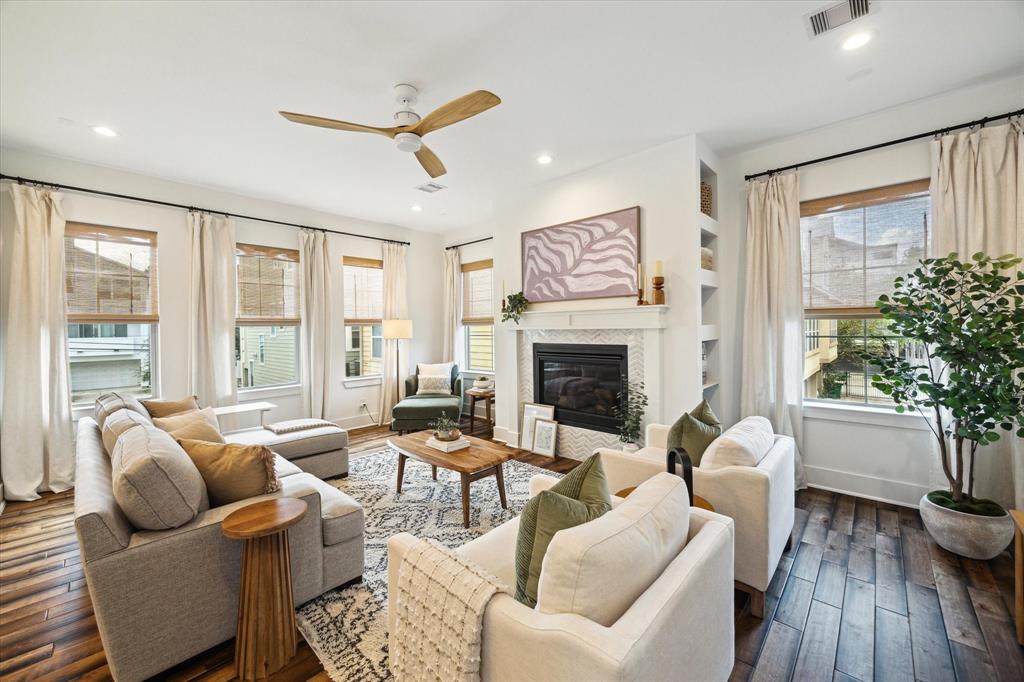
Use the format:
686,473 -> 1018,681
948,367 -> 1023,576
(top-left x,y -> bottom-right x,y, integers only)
520,402 -> 555,450
531,418 -> 558,457
521,206 -> 640,303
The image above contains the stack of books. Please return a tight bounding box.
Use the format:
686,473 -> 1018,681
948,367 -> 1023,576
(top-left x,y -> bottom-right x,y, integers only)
426,436 -> 470,453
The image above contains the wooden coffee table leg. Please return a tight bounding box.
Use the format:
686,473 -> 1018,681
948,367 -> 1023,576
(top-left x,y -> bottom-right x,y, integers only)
431,464 -> 437,481
495,463 -> 508,510
461,472 -> 471,528
396,453 -> 406,494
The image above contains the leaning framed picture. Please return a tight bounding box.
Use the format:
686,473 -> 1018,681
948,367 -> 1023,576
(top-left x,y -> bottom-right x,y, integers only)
520,402 -> 555,450
531,418 -> 558,457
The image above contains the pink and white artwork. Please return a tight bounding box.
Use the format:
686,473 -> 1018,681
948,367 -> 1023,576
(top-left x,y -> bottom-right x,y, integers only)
521,206 -> 640,302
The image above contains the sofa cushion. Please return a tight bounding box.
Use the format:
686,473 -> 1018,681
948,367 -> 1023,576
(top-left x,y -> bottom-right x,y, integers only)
225,425 -> 348,461
153,408 -> 224,443
176,439 -> 280,507
101,408 -> 152,455
141,395 -> 200,418
536,472 -> 689,626
274,454 -> 303,478
277,474 -> 364,545
95,392 -> 150,429
514,453 -> 611,607
666,399 -> 722,466
111,425 -> 207,530
700,416 -> 775,469
392,396 -> 461,420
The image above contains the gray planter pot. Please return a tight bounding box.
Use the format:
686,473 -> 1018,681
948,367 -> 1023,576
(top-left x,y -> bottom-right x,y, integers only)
918,494 -> 1014,560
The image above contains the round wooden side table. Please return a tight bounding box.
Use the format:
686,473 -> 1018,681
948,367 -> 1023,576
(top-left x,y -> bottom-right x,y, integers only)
222,498 -> 307,681
614,486 -> 715,512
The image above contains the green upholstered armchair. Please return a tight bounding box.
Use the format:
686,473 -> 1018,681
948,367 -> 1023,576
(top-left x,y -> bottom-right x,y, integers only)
391,364 -> 463,434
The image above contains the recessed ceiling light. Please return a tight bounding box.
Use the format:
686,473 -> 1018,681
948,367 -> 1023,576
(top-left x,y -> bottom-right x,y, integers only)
537,153 -> 553,165
91,125 -> 117,137
410,204 -> 422,212
842,32 -> 871,51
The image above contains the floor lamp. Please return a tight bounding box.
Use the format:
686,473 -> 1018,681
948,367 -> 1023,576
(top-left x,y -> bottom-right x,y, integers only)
382,319 -> 413,411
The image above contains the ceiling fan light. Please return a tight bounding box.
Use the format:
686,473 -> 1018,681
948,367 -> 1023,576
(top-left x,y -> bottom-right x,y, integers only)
395,132 -> 422,153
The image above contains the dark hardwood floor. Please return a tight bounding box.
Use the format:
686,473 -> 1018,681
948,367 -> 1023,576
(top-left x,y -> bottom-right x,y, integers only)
1,422 -> 1020,681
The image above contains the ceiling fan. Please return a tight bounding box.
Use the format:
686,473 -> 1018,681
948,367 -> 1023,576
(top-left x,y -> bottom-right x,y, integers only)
280,84 -> 500,179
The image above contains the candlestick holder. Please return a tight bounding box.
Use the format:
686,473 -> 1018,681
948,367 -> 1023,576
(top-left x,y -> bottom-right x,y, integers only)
636,285 -> 646,306
652,276 -> 665,304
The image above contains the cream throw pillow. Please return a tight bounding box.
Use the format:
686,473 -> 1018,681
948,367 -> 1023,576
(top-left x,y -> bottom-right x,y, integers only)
142,395 -> 200,418
417,362 -> 454,378
153,407 -> 224,443
699,416 -> 775,469
176,439 -> 280,507
416,375 -> 452,395
101,408 -> 153,455
536,472 -> 690,626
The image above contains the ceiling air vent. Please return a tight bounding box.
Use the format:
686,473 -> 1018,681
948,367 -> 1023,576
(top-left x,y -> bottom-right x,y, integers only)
416,181 -> 447,193
806,0 -> 873,37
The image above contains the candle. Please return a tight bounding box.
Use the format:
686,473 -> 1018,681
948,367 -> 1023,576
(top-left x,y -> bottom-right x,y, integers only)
653,260 -> 664,277
636,263 -> 643,290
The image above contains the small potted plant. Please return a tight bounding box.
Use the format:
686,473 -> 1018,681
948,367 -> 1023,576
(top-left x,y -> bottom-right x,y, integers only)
613,377 -> 648,453
821,369 -> 848,400
430,411 -> 462,442
865,252 -> 1023,560
501,291 -> 529,325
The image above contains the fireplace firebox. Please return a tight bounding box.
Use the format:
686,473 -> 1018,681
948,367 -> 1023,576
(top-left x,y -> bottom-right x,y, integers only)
533,343 -> 628,434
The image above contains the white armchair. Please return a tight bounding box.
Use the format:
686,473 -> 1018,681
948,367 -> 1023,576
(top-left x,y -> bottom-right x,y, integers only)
388,473 -> 736,682
595,422 -> 795,617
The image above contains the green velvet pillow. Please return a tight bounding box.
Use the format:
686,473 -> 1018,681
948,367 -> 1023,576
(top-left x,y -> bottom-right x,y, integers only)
513,454 -> 611,607
666,399 -> 722,466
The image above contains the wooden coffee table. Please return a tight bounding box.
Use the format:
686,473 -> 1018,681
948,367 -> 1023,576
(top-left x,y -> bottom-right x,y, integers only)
388,431 -> 512,528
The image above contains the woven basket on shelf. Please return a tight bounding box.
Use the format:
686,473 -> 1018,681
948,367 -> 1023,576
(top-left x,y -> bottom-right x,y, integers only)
700,182 -> 713,216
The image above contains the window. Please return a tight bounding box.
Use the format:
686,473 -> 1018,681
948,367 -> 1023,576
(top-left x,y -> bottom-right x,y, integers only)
235,244 -> 300,389
800,180 -> 930,405
343,256 -> 384,377
462,259 -> 494,372
64,223 -> 159,404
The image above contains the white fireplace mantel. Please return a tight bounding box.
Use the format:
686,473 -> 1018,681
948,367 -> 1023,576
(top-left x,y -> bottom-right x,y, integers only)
502,304 -> 669,331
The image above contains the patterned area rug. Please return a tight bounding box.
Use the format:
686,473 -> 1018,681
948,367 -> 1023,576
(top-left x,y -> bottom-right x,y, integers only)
296,446 -> 558,682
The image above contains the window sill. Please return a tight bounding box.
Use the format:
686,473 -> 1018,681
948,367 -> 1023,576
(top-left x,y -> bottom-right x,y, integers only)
462,370 -> 495,377
237,384 -> 301,400
344,375 -> 383,388
803,401 -> 931,431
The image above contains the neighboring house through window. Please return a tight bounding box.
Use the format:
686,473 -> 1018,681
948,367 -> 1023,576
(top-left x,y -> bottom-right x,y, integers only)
64,223 -> 159,404
235,243 -> 300,389
343,256 -> 384,378
800,179 -> 930,405
462,259 -> 494,372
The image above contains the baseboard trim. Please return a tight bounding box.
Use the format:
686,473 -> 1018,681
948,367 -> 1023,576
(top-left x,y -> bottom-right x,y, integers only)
803,464 -> 927,508
332,414 -> 381,430
493,425 -> 517,448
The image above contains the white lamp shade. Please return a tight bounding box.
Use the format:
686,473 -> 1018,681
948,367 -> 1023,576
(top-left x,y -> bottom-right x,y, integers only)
382,319 -> 413,340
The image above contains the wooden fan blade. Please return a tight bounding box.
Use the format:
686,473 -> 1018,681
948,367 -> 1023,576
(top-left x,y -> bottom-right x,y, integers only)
279,111 -> 397,137
413,90 -> 501,136
415,145 -> 447,178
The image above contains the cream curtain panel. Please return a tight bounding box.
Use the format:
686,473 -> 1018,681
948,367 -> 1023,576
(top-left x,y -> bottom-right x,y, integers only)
741,173 -> 808,489
0,185 -> 75,500
442,248 -> 462,365
187,212 -> 237,408
931,120 -> 1023,509
379,243 -> 409,426
300,230 -> 333,420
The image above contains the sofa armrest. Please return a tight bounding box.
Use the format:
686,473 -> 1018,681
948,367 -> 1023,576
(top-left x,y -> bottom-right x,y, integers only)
404,375 -> 418,397
529,474 -> 560,498
595,448 -> 665,495
646,423 -> 670,449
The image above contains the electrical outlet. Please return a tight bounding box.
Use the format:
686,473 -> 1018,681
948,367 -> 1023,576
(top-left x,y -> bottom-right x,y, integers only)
359,402 -> 368,410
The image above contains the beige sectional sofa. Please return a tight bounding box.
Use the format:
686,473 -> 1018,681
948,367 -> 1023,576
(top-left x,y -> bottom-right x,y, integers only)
74,395 -> 364,681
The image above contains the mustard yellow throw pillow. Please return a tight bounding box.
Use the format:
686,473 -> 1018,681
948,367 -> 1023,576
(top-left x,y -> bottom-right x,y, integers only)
176,439 -> 280,506
142,395 -> 200,418
153,407 -> 224,443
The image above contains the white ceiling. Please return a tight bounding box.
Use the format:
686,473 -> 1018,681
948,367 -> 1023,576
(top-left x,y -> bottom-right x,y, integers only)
2,1 -> 1022,232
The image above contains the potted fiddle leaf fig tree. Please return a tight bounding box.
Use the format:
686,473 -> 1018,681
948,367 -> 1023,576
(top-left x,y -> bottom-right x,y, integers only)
865,252 -> 1024,560
613,377 -> 648,453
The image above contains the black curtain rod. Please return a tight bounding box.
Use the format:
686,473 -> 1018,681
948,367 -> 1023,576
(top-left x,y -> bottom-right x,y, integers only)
744,108 -> 1023,181
0,173 -> 412,245
445,236 -> 493,250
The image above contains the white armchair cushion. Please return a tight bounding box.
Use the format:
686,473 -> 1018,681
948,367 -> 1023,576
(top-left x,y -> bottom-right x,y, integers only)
700,416 -> 774,469
536,472 -> 689,626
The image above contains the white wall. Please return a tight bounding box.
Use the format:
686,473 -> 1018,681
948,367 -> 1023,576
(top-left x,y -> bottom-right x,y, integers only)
715,73 -> 1024,506
0,148 -> 445,430
483,136 -> 707,447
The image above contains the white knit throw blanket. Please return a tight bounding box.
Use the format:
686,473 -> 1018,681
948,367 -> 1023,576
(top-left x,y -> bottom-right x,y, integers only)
391,538 -> 509,682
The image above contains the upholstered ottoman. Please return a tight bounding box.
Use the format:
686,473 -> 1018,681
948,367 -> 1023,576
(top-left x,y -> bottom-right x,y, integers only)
225,419 -> 349,480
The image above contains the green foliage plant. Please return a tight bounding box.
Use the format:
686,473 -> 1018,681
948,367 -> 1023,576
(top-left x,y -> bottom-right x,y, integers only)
613,378 -> 648,445
501,291 -> 529,325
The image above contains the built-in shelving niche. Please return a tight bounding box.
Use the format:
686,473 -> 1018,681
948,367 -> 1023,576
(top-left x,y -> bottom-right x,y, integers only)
697,157 -> 720,412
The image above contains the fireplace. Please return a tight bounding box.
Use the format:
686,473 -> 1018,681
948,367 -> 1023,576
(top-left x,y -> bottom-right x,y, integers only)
533,343 -> 628,434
